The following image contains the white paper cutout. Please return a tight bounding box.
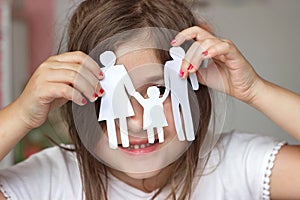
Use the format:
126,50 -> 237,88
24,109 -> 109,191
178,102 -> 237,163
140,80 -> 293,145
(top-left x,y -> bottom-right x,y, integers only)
133,86 -> 170,143
98,51 -> 136,149
98,47 -> 199,149
164,47 -> 199,141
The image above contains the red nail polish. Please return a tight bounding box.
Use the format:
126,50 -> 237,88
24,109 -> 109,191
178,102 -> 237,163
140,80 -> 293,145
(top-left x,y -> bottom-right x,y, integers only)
188,64 -> 194,71
99,71 -> 104,77
94,93 -> 99,98
100,88 -> 105,94
171,39 -> 177,45
179,70 -> 185,77
202,51 -> 209,56
82,99 -> 87,105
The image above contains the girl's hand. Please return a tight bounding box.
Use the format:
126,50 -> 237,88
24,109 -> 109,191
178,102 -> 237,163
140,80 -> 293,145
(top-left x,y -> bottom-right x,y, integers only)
16,51 -> 104,130
172,26 -> 262,104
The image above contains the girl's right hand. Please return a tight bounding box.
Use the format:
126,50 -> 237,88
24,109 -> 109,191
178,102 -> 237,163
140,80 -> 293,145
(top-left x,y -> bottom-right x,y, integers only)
17,51 -> 104,130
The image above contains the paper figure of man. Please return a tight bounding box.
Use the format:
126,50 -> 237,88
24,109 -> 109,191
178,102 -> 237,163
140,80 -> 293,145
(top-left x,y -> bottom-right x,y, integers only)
164,46 -> 199,141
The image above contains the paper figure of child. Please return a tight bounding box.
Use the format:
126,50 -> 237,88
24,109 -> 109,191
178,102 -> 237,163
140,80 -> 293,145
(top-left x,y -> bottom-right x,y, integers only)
133,86 -> 170,143
98,51 -> 136,149
164,46 -> 199,141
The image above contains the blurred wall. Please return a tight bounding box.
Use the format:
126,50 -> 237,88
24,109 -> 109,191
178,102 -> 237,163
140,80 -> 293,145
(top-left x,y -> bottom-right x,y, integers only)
202,0 -> 300,144
1,0 -> 55,168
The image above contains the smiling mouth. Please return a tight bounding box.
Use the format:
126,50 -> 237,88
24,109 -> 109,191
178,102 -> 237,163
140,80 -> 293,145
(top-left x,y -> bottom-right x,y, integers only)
118,139 -> 160,154
119,139 -> 159,150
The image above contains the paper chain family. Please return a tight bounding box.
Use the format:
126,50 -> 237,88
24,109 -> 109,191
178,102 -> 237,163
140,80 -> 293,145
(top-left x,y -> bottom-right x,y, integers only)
98,47 -> 199,149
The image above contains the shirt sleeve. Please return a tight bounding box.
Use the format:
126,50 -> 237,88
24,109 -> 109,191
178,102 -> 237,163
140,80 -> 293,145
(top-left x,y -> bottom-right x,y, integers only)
0,146 -> 82,200
218,131 -> 287,200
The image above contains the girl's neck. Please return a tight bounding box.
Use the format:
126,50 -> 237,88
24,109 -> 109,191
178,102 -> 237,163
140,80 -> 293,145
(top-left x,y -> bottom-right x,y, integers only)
108,165 -> 173,193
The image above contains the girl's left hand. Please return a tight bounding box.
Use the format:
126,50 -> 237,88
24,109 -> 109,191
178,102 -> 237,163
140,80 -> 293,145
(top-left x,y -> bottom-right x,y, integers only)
172,26 -> 263,104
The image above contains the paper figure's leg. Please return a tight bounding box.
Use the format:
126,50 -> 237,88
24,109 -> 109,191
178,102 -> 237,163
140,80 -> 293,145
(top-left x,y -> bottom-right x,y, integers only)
171,96 -> 185,141
182,103 -> 195,141
106,119 -> 118,149
119,117 -> 129,148
157,127 -> 164,143
147,128 -> 155,144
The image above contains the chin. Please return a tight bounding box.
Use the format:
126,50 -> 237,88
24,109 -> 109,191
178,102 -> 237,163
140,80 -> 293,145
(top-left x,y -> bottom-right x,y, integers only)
125,169 -> 162,180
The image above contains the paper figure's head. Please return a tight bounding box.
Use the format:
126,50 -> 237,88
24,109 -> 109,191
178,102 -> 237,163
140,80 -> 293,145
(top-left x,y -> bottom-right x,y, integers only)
170,46 -> 186,60
147,86 -> 160,99
63,0 -> 226,199
99,51 -> 116,68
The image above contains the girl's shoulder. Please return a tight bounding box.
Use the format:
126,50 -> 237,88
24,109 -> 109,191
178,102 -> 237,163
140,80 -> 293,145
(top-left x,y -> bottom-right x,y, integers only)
218,130 -> 285,150
209,130 -> 286,174
0,145 -> 82,200
216,130 -> 286,161
193,130 -> 286,200
17,144 -> 78,170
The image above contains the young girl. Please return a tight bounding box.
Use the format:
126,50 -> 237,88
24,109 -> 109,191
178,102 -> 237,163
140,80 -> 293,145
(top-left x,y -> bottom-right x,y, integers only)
0,0 -> 300,200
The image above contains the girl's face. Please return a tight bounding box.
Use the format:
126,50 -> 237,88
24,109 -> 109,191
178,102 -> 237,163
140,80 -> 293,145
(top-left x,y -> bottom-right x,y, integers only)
94,48 -> 190,180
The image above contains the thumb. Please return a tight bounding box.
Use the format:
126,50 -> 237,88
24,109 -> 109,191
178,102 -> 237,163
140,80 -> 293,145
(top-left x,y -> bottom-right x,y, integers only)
196,68 -> 208,86
50,98 -> 69,111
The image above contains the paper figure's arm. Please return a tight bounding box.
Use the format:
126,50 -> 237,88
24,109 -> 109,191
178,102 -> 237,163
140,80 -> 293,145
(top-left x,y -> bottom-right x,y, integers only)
164,62 -> 171,89
161,87 -> 170,102
133,92 -> 145,107
121,67 -> 136,96
125,77 -> 136,96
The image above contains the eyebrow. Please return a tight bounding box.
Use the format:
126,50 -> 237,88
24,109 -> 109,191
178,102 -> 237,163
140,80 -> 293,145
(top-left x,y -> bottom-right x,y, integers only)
144,74 -> 164,84
131,73 -> 165,90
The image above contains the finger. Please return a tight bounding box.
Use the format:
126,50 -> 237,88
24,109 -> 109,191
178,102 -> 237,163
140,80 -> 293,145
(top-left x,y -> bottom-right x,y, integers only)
49,98 -> 68,111
179,38 -> 222,80
171,26 -> 215,46
203,40 -> 240,61
48,61 -> 104,96
187,39 -> 223,73
180,42 -> 200,79
46,68 -> 99,102
196,60 -> 228,93
49,51 -> 104,80
41,83 -> 87,106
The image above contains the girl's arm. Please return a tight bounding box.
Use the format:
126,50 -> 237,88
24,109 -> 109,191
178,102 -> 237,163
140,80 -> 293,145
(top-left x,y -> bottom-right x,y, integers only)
251,79 -> 300,141
172,26 -> 300,199
0,51 -> 104,161
0,100 -> 32,161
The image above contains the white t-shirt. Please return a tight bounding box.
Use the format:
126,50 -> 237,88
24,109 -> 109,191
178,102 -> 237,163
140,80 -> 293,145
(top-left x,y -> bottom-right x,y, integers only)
0,131 -> 286,200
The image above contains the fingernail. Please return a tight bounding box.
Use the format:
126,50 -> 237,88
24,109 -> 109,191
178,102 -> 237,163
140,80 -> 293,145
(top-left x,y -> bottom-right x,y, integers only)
99,71 -> 104,77
82,99 -> 87,105
188,64 -> 194,71
202,50 -> 209,56
179,70 -> 185,77
171,39 -> 177,45
94,93 -> 99,98
100,88 -> 105,94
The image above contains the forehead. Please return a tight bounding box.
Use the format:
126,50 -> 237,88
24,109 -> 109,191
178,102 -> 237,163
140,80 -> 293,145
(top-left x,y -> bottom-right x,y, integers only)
116,49 -> 165,88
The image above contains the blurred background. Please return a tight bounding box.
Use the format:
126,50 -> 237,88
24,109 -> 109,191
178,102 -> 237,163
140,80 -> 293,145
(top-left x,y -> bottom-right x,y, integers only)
1,0 -> 300,167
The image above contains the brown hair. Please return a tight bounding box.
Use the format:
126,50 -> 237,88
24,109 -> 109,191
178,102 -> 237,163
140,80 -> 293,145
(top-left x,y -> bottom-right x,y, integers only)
64,0 -> 212,199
